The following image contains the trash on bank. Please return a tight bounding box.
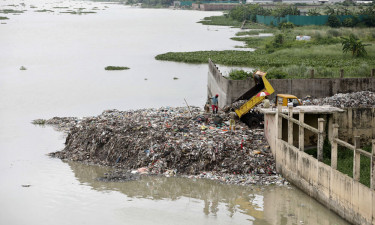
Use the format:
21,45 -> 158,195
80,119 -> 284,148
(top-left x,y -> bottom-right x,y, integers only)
45,106 -> 285,186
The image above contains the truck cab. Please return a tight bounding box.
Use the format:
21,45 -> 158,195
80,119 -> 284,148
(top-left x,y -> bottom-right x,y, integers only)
276,94 -> 302,106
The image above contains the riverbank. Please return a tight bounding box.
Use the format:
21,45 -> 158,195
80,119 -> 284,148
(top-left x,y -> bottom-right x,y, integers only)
156,15 -> 375,78
43,106 -> 287,186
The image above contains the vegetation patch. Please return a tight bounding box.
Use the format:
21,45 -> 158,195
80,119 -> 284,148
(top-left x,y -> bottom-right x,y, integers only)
0,9 -> 26,14
198,15 -> 242,27
35,9 -> 54,13
159,12 -> 375,79
0,16 -> 9,20
105,66 -> 130,71
20,66 -> 27,70
226,69 -> 252,80
32,119 -> 46,125
60,10 -> 96,14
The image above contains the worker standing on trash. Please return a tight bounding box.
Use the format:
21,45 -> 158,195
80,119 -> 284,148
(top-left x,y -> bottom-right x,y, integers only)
229,108 -> 237,131
211,94 -> 219,114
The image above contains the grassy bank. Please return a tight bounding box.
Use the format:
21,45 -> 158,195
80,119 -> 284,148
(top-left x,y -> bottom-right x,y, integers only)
198,15 -> 242,27
156,43 -> 375,78
156,13 -> 375,78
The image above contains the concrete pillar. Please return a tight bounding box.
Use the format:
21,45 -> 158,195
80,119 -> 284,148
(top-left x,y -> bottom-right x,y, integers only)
277,102 -> 282,140
310,69 -> 314,79
288,106 -> 293,146
317,118 -> 325,161
331,124 -> 339,170
353,136 -> 361,182
299,110 -> 304,151
371,68 -> 375,78
340,69 -> 344,78
371,140 -> 375,189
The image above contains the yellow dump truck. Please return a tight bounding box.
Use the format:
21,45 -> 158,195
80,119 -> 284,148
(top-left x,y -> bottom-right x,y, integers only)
233,70 -> 275,127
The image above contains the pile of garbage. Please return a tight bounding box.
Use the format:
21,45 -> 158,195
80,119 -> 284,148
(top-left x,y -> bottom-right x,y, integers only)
222,100 -> 248,112
47,107 -> 285,186
303,91 -> 375,108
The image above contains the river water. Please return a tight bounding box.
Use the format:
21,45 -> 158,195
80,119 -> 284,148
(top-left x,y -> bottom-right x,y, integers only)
0,1 -> 348,224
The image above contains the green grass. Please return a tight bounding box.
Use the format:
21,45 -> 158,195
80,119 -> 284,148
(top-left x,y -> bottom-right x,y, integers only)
158,20 -> 375,78
235,29 -> 275,36
155,46 -> 375,78
197,15 -> 242,27
0,17 -> 9,20
305,141 -> 372,187
230,36 -> 271,48
105,66 -> 130,71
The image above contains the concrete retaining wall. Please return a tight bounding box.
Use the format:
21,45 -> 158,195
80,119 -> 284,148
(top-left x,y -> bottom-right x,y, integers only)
207,60 -> 375,107
264,110 -> 375,225
336,108 -> 375,144
275,140 -> 374,225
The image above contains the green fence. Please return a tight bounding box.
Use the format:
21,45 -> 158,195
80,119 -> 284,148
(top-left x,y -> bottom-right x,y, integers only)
256,15 -> 368,26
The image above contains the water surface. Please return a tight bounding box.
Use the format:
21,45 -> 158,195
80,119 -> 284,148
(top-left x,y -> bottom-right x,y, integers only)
0,1 -> 348,224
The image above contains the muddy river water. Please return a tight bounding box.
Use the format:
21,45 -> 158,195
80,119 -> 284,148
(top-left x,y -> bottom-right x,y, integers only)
0,1 -> 348,224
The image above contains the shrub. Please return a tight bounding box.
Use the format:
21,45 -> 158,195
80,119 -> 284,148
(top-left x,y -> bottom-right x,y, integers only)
357,63 -> 371,77
105,66 -> 130,70
342,18 -> 354,27
279,22 -> 295,29
363,15 -> 375,27
227,69 -> 252,80
327,29 -> 341,37
284,64 -> 310,78
327,15 -> 341,28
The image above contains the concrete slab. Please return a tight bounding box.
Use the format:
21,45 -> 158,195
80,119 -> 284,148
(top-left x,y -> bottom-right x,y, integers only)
260,105 -> 345,115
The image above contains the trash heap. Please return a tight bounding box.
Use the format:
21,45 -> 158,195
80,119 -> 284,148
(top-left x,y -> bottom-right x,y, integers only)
303,91 -> 375,108
48,107 -> 286,186
221,100 -> 248,112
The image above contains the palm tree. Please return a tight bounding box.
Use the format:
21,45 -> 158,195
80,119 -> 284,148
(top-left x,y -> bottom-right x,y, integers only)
341,34 -> 370,57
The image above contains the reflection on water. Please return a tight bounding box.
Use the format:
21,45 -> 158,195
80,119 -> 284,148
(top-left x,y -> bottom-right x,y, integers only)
68,161 -> 348,225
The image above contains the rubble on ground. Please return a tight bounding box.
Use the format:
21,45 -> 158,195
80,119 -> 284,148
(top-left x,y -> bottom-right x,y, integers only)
46,106 -> 286,186
303,91 -> 375,108
222,100 -> 247,112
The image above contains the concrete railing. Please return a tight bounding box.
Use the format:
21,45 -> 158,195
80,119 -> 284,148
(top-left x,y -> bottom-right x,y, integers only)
275,103 -> 375,225
331,125 -> 375,189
